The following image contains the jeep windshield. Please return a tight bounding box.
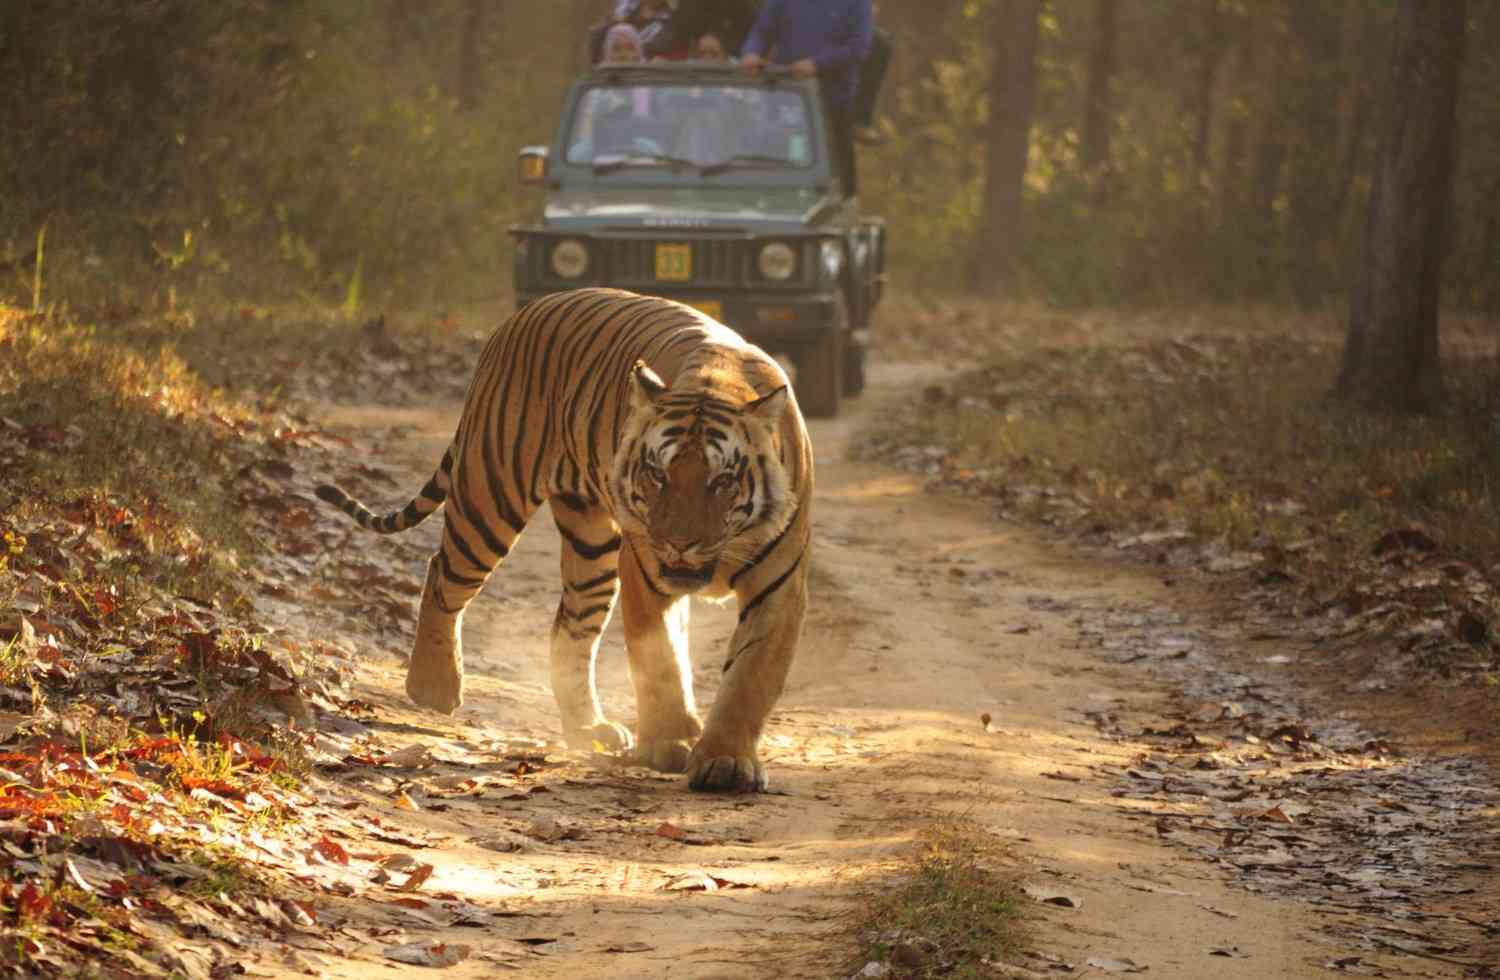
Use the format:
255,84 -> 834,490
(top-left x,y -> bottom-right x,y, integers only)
565,83 -> 818,173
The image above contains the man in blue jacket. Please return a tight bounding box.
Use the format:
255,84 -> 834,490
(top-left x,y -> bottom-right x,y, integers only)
739,0 -> 874,194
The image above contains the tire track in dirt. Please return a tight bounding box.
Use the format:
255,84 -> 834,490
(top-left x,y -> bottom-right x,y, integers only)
295,365 -> 1493,979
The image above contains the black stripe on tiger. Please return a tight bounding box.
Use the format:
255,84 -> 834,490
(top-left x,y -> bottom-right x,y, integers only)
737,552 -> 803,625
310,289 -> 811,790
557,523 -> 621,562
569,569 -> 618,592
314,477 -> 448,535
729,502 -> 799,586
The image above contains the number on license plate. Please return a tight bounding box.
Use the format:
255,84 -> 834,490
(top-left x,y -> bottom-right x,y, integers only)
655,243 -> 692,281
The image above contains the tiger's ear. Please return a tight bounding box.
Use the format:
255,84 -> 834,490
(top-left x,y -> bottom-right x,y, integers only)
630,360 -> 668,408
745,385 -> 789,421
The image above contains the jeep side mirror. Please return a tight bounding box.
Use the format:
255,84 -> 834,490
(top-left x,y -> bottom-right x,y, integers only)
517,146 -> 549,186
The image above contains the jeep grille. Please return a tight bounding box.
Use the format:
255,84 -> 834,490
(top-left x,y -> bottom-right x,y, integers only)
602,239 -> 742,287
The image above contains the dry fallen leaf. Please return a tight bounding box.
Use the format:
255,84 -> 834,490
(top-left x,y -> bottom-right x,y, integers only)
383,941 -> 473,968
1085,956 -> 1147,973
1039,770 -> 1082,783
395,863 -> 435,893
379,853 -> 420,871
474,834 -> 529,853
312,836 -> 350,866
283,899 -> 317,927
1022,884 -> 1082,909
61,858 -> 95,894
380,744 -> 438,768
660,871 -> 752,892
526,815 -> 582,842
1258,804 -> 1295,824
387,896 -> 430,910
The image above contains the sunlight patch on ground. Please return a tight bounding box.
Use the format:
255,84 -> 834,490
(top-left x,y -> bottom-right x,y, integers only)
824,473 -> 925,500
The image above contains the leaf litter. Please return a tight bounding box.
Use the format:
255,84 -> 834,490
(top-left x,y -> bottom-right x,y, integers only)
0,310 -> 605,975
1063,597 -> 1497,968
2,308 -> 813,974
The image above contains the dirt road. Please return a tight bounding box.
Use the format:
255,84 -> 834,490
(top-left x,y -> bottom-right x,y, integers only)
293,364 -> 1496,979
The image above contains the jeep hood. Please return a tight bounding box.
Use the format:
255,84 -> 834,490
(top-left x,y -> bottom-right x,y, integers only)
543,186 -> 841,234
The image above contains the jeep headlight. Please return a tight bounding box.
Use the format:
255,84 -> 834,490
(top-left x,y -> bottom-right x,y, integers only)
820,240 -> 844,280
550,239 -> 589,279
758,242 -> 797,281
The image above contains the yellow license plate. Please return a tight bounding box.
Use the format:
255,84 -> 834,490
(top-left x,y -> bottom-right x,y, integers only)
655,243 -> 692,281
685,300 -> 722,320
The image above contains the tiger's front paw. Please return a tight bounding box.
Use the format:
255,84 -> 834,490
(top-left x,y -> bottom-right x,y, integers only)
686,745 -> 767,793
635,737 -> 693,774
406,658 -> 463,714
563,718 -> 635,754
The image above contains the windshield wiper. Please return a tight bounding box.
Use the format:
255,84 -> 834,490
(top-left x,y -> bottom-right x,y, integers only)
592,152 -> 701,175
699,154 -> 798,177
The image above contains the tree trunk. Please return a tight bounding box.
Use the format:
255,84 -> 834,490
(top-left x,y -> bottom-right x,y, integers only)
1217,14 -> 1253,223
1482,174 -> 1500,313
1080,0 -> 1116,176
1188,0 -> 1227,194
386,0 -> 408,64
1248,8 -> 1289,227
1330,0 -> 1371,222
456,0 -> 484,111
1283,0 -> 1344,305
967,0 -> 1042,291
1337,0 -> 1466,413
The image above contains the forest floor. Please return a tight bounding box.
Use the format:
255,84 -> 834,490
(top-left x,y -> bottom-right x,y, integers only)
3,302 -> 1498,978
269,359 -> 1496,979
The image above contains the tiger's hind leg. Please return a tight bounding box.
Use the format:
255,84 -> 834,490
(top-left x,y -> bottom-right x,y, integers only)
408,502 -> 526,713
550,498 -> 633,753
618,538 -> 703,773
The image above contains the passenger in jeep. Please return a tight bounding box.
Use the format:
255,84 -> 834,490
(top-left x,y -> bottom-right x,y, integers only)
669,0 -> 761,57
600,23 -> 646,65
740,0 -> 873,194
694,32 -> 730,62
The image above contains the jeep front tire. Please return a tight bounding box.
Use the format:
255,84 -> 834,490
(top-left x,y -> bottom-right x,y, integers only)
795,297 -> 846,418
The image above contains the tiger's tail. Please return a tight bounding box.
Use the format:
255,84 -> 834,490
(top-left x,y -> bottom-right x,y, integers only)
315,447 -> 453,535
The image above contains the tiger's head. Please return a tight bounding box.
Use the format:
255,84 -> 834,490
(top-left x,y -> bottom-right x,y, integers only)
611,360 -> 794,594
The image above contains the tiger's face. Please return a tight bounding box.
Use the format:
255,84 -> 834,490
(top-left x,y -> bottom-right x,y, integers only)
612,361 -> 792,594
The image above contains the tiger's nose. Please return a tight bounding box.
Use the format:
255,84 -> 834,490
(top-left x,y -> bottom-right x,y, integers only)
661,535 -> 700,559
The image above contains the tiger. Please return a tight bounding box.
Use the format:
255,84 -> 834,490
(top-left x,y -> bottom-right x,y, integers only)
314,288 -> 812,792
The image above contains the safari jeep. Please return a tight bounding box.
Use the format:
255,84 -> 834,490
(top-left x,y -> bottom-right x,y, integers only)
510,62 -> 885,418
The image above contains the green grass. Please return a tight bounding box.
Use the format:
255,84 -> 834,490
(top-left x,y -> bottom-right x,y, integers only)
179,848 -> 268,899
850,821 -> 1028,979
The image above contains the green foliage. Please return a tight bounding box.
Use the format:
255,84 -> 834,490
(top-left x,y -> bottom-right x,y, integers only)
30,225 -> 44,314
2,1 -> 1496,309
865,0 -> 1497,308
0,1 -> 580,310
